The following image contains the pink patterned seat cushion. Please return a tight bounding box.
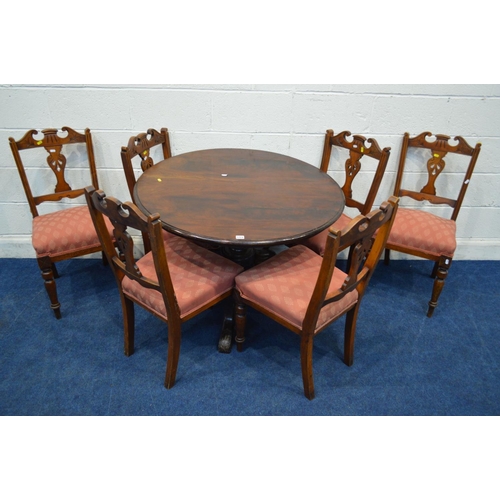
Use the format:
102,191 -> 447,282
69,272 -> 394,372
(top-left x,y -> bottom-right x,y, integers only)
302,213 -> 352,256
235,245 -> 358,333
122,235 -> 243,320
386,207 -> 456,258
32,205 -> 113,258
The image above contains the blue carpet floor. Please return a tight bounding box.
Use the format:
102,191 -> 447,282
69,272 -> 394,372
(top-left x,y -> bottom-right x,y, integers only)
1,257 -> 499,416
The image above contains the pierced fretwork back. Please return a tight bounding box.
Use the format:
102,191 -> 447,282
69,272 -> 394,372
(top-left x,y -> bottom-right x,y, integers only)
9,127 -> 99,218
393,131 -> 482,221
302,196 -> 399,334
121,128 -> 172,199
320,129 -> 391,215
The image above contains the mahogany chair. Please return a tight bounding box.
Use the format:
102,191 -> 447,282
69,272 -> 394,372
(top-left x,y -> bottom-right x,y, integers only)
302,129 -> 391,256
85,186 -> 243,389
234,196 -> 399,400
120,127 -> 172,200
384,131 -> 481,317
120,127 -> 172,253
9,127 -> 113,319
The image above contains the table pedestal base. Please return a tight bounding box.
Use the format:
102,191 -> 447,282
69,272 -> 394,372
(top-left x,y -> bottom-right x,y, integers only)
218,312 -> 234,353
217,246 -> 276,353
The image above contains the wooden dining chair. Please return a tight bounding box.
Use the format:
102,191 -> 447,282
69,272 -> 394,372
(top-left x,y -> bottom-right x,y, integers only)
234,196 -> 399,400
121,127 -> 172,199
120,127 -> 173,253
9,127 -> 113,319
384,131 -> 482,317
85,186 -> 243,389
302,129 -> 391,256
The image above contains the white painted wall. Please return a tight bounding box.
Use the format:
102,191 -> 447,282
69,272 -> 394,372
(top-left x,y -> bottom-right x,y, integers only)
1,84 -> 498,259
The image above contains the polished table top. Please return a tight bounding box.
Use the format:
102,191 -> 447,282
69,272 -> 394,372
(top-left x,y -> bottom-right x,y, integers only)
134,148 -> 345,248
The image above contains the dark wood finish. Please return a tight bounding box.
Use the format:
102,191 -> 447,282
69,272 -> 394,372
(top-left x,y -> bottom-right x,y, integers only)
9,127 -> 105,318
85,186 -> 240,389
134,148 -> 345,248
234,196 -> 399,400
121,127 -> 172,199
384,131 -> 482,316
121,127 -> 172,253
320,129 -> 390,216
134,148 -> 345,353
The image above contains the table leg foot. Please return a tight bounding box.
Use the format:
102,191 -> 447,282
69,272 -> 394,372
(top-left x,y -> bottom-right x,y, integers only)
218,314 -> 234,353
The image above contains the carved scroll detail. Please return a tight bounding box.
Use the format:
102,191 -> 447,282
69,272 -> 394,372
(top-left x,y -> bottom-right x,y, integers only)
126,128 -> 166,172
95,193 -> 141,276
332,131 -> 382,200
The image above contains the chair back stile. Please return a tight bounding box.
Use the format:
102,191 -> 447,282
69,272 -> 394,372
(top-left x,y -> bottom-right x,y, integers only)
393,131 -> 481,221
9,127 -> 100,217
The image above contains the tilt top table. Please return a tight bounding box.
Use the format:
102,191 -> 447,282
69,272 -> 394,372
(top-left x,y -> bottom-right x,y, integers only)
134,148 -> 345,250
134,148 -> 345,352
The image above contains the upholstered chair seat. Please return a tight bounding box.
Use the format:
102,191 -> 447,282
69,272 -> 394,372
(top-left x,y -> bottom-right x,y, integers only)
122,235 -> 242,320
386,208 -> 456,258
236,245 -> 358,332
32,205 -> 114,258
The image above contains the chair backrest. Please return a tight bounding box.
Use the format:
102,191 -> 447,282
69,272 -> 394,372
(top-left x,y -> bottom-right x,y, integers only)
393,131 -> 481,221
303,196 -> 399,333
85,186 -> 180,322
9,127 -> 99,219
121,128 -> 172,198
320,129 -> 391,215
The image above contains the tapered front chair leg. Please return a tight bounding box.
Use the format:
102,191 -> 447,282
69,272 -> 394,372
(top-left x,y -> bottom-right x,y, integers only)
344,302 -> 361,367
121,294 -> 135,356
300,333 -> 315,400
165,324 -> 182,389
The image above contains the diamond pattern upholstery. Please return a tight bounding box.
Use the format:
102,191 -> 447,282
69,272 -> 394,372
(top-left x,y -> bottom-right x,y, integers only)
32,205 -> 114,258
386,207 -> 456,258
235,245 -> 358,332
122,235 -> 243,320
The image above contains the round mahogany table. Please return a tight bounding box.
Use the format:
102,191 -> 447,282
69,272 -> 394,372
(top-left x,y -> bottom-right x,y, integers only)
134,148 -> 345,351
134,148 -> 344,248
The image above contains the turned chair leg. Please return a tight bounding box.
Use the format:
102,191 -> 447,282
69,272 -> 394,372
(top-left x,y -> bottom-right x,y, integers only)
300,333 -> 315,400
427,255 -> 452,318
344,302 -> 361,367
234,292 -> 247,352
38,257 -> 61,319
